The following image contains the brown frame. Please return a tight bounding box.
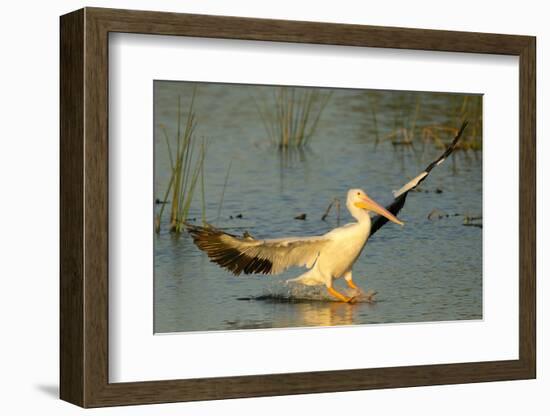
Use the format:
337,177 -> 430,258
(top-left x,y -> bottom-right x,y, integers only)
60,7 -> 536,408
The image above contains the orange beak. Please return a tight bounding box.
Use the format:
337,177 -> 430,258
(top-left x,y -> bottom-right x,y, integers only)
354,195 -> 404,226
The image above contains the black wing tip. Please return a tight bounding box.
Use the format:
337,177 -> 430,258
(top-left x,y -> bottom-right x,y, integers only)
371,122 -> 468,238
458,120 -> 469,135
424,121 -> 469,174
370,193 -> 408,237
184,223 -> 274,276
451,120 -> 469,149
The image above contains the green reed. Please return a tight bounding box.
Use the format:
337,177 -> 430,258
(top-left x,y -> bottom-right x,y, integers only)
421,95 -> 482,150
384,95 -> 421,146
255,87 -> 332,149
215,159 -> 233,225
155,90 -> 207,234
379,93 -> 482,151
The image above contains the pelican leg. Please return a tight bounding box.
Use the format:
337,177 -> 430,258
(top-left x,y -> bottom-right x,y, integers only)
346,279 -> 359,290
344,270 -> 361,291
327,286 -> 356,304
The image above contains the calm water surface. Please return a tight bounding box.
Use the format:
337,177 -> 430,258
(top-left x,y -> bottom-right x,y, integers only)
154,82 -> 482,333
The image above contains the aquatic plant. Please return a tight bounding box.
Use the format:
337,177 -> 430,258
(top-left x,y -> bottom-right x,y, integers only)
254,87 -> 332,149
384,95 -> 421,146
422,95 -> 482,150
155,90 -> 207,234
215,159 -> 233,225
380,94 -> 482,151
367,92 -> 381,148
321,197 -> 341,226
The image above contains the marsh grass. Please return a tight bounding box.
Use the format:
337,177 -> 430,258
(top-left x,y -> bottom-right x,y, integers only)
384,96 -> 421,146
422,96 -> 482,151
367,92 -> 381,148
380,94 -> 482,151
155,90 -> 207,234
254,87 -> 332,149
321,198 -> 341,226
215,159 -> 233,225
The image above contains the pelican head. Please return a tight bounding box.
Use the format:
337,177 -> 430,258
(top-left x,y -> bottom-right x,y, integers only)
347,188 -> 404,226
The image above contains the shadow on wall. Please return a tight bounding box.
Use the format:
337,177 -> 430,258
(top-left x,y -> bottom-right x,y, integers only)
34,384 -> 58,399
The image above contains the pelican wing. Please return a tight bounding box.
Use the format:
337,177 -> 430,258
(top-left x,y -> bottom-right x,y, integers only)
370,193 -> 408,236
186,224 -> 329,276
371,121 -> 468,237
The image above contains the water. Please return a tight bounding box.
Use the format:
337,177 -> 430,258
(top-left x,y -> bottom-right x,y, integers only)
154,81 -> 482,333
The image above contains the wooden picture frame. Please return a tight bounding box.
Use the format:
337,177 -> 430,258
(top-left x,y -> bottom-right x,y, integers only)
60,7 -> 536,408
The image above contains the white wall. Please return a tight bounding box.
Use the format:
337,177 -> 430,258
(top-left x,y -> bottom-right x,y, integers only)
0,0 -> 545,414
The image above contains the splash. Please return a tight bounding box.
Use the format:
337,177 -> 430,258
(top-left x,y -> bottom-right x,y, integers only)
236,281 -> 377,304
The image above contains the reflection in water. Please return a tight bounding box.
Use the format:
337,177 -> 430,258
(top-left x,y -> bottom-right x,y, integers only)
277,146 -> 310,192
295,302 -> 358,328
224,301 -> 360,330
153,81 -> 483,334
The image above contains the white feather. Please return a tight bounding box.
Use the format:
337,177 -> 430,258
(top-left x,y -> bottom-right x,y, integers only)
393,171 -> 428,198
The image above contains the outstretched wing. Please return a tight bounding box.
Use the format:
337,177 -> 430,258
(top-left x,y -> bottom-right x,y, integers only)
186,224 -> 329,275
370,121 -> 468,237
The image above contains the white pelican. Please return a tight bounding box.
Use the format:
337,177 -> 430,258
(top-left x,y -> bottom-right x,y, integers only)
187,122 -> 467,303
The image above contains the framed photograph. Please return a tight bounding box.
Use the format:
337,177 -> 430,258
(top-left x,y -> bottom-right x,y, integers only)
60,7 -> 536,408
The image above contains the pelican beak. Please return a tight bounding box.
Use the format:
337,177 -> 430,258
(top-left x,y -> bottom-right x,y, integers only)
354,196 -> 404,226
